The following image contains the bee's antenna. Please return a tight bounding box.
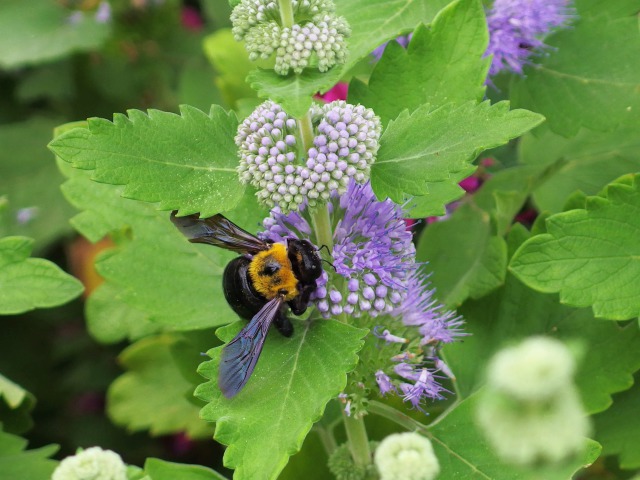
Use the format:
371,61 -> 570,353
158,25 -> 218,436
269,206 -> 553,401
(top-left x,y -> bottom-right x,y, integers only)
321,258 -> 337,272
317,244 -> 332,255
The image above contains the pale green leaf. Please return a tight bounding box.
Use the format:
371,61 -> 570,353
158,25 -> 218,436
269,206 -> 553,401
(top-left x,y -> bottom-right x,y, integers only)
511,1 -> 640,136
426,392 -> 601,479
0,428 -> 58,480
519,126 -> 640,213
510,174 -> 640,320
446,230 -> 640,414
0,236 -> 83,315
144,458 -> 227,480
349,0 -> 489,125
594,378 -> 640,469
416,204 -> 507,308
0,0 -> 110,70
372,101 -> 544,208
49,105 -> 242,217
0,374 -> 35,435
108,334 -> 214,438
196,319 -> 366,480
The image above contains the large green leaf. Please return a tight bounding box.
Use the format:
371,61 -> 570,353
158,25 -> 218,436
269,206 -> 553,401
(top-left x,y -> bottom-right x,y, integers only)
349,0 -> 489,125
371,101 -> 544,210
144,458 -> 227,480
0,0 -> 110,69
108,334 -> 214,438
510,1 -> 640,136
519,126 -> 640,213
0,236 -> 83,315
510,174 -> 640,320
195,319 -> 366,480
416,204 -> 507,308
445,228 -> 640,414
49,106 -> 242,217
0,118 -> 76,251
594,378 -> 640,469
248,0 -> 453,117
0,428 -> 58,480
426,392 -> 601,479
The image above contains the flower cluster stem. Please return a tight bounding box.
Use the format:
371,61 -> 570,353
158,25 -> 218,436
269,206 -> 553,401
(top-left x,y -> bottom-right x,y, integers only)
278,0 -> 295,28
342,413 -> 372,468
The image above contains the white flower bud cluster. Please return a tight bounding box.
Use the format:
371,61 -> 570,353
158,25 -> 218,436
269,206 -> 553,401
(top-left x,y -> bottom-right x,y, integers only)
231,0 -> 350,75
52,447 -> 127,480
477,337 -> 591,466
374,433 -> 440,480
236,101 -> 381,212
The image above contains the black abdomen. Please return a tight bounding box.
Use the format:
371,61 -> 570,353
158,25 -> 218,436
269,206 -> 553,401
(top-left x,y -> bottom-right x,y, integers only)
222,256 -> 267,321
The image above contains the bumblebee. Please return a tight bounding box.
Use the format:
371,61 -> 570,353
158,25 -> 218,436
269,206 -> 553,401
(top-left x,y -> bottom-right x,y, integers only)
170,211 -> 323,398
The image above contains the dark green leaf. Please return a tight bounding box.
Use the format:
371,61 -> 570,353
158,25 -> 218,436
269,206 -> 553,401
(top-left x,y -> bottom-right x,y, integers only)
196,319 -> 366,480
145,458 -> 228,480
349,0 -> 489,125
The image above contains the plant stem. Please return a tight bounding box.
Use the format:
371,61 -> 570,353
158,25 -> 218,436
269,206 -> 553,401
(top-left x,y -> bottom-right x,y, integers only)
298,112 -> 316,158
278,0 -> 295,28
368,400 -> 428,433
342,413 -> 372,467
315,425 -> 338,456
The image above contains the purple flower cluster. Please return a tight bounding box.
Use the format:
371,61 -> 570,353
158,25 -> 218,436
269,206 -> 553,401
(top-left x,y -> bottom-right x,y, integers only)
236,101 -> 380,212
261,180 -> 463,409
485,0 -> 575,76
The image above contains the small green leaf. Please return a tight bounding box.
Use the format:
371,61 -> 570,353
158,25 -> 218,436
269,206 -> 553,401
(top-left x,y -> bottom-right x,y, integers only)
426,392 -> 601,479
196,319 -> 366,480
0,374 -> 35,435
446,237 -> 640,414
108,334 -> 214,438
49,105 -> 242,217
594,378 -> 640,469
0,236 -> 83,315
372,101 -> 544,209
0,428 -> 58,480
144,458 -> 228,480
511,2 -> 640,136
510,174 -> 640,320
349,0 -> 489,125
519,126 -> 640,213
0,0 -> 110,70
416,204 -> 507,308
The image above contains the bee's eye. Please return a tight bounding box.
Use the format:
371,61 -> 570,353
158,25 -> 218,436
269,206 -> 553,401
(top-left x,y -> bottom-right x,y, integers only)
262,263 -> 280,275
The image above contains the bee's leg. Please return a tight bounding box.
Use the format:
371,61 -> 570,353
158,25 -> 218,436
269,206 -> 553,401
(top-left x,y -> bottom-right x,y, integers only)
273,310 -> 293,337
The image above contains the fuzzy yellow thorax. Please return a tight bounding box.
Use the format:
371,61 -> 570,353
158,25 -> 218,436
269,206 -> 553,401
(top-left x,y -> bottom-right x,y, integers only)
248,243 -> 298,301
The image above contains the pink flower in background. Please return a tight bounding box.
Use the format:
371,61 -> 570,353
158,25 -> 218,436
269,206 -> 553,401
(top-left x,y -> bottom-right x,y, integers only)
316,82 -> 348,103
182,6 -> 204,31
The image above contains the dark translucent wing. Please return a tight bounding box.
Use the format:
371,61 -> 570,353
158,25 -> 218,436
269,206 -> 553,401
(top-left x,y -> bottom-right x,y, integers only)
170,211 -> 268,254
219,296 -> 284,398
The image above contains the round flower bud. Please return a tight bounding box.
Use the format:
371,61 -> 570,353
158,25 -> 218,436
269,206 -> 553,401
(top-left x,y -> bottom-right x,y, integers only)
52,447 -> 127,480
477,386 -> 591,465
236,101 -> 381,212
231,0 -> 350,75
487,336 -> 575,402
374,432 -> 440,480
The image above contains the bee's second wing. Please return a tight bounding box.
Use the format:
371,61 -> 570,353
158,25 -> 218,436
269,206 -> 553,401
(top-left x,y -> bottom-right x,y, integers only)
170,211 -> 268,254
218,296 -> 284,398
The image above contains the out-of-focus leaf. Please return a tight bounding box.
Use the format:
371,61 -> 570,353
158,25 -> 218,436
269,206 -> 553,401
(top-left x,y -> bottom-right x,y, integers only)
0,428 -> 58,480
144,458 -> 227,480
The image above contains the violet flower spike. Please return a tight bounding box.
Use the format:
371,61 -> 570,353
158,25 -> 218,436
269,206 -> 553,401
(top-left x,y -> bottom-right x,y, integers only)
485,0 -> 575,76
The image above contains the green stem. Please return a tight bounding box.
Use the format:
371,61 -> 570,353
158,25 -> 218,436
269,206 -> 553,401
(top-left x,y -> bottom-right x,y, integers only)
315,425 -> 338,456
278,0 -> 295,28
368,400 -> 428,433
342,412 -> 372,467
298,112 -> 315,158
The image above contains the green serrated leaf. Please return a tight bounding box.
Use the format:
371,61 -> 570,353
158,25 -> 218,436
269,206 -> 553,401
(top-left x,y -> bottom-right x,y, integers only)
426,392 -> 601,479
60,170 -> 238,332
0,0 -> 111,70
416,204 -> 507,308
0,236 -> 83,315
510,1 -> 640,136
108,334 -> 214,438
0,428 -> 58,480
144,458 -> 228,480
510,174 -> 640,320
372,101 -> 544,208
349,0 -> 489,125
49,105 -> 242,217
594,378 -> 640,469
519,126 -> 640,213
446,236 -> 640,414
196,319 -> 366,480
